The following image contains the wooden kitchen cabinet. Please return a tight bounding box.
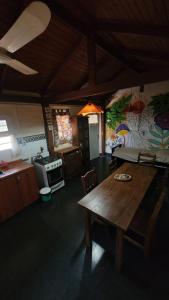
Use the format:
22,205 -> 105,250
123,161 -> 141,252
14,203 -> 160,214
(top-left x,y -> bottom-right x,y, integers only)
56,146 -> 82,179
17,167 -> 39,207
0,160 -> 39,223
0,175 -> 22,222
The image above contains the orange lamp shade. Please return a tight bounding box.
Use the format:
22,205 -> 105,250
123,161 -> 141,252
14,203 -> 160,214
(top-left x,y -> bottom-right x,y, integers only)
77,103 -> 103,116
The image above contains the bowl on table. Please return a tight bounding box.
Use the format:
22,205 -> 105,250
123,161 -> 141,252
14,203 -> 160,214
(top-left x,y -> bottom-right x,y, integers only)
114,173 -> 132,182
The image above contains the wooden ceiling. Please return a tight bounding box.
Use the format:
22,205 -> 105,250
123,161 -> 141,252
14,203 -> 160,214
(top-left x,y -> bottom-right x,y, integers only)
1,0 -> 169,104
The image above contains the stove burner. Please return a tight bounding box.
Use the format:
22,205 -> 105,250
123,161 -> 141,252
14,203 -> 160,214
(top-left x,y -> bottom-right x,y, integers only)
34,156 -> 59,165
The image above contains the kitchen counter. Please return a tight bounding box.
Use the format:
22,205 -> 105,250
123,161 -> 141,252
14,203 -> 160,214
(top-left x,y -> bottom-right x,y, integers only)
55,146 -> 82,179
0,160 -> 33,180
55,145 -> 80,155
0,159 -> 39,222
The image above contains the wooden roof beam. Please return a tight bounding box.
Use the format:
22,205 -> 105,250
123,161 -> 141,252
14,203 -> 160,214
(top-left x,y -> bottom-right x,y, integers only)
77,47 -> 169,91
41,36 -> 83,96
46,68 -> 169,103
75,57 -> 110,89
45,0 -> 140,73
95,19 -> 169,38
124,48 -> 169,61
87,37 -> 96,86
0,93 -> 41,103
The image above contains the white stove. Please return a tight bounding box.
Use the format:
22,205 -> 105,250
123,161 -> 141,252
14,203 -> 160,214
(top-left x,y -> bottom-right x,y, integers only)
33,156 -> 65,193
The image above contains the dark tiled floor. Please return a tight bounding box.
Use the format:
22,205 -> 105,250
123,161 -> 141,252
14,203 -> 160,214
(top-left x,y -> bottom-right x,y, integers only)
0,157 -> 169,300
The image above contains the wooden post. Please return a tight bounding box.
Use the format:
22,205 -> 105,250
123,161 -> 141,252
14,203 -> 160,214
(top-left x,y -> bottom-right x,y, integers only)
41,100 -> 54,156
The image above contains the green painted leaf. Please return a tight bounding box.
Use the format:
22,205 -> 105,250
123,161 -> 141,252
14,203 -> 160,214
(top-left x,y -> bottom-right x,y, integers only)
106,94 -> 132,129
149,146 -> 161,150
148,139 -> 161,145
163,131 -> 169,138
154,125 -> 163,134
149,130 -> 162,138
149,93 -> 169,114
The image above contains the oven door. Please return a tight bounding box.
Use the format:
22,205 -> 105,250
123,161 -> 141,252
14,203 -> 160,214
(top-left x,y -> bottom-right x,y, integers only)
47,166 -> 63,187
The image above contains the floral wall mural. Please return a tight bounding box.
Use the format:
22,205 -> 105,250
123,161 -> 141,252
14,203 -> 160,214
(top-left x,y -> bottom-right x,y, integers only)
105,89 -> 169,153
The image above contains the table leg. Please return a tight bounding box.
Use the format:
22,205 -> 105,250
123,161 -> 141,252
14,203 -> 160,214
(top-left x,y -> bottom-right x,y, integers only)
84,210 -> 92,247
115,228 -> 124,272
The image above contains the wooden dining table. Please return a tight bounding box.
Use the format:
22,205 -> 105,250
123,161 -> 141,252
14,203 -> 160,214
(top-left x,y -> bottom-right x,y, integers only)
78,162 -> 157,271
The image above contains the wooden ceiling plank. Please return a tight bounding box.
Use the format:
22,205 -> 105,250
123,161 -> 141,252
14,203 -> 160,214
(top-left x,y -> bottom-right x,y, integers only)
46,0 -> 140,72
95,19 -> 169,38
76,57 -> 110,89
46,68 -> 169,103
125,48 -> 169,62
87,37 -> 96,86
41,36 -> 83,96
107,67 -> 126,81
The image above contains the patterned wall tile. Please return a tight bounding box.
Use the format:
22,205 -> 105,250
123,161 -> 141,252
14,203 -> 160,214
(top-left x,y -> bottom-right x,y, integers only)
17,134 -> 46,144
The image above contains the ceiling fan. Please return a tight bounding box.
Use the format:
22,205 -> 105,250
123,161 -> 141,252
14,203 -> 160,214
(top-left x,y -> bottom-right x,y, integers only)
0,1 -> 51,75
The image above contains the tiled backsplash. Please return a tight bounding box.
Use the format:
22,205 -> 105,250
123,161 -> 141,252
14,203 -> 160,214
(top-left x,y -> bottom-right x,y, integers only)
16,134 -> 46,144
17,134 -> 48,162
0,134 -> 48,162
0,103 -> 49,162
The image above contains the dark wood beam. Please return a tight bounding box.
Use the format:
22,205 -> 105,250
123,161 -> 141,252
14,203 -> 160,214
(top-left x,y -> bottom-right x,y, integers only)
93,36 -> 140,72
75,57 -> 110,89
41,36 -> 83,96
106,67 -> 126,82
95,19 -> 169,38
0,93 -> 41,103
124,48 -> 169,62
46,68 -> 169,103
87,37 -> 96,86
0,66 -> 8,94
45,0 -> 140,72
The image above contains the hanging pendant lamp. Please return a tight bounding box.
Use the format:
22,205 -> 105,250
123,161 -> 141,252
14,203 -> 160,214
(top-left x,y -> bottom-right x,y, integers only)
77,103 -> 103,116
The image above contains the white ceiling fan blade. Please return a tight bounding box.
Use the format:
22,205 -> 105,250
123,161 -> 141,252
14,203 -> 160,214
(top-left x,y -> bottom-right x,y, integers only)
0,1 -> 51,53
6,59 -> 38,75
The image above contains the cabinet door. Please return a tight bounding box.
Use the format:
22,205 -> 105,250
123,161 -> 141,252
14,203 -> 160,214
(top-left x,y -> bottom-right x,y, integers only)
18,167 -> 39,207
64,151 -> 82,178
0,176 -> 22,222
78,117 -> 90,162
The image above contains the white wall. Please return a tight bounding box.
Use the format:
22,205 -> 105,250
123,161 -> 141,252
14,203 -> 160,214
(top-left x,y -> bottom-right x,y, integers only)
105,79 -> 169,153
107,80 -> 169,109
0,103 -> 48,162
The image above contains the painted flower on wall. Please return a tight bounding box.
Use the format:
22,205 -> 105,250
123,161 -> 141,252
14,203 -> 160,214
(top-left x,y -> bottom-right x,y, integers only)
154,112 -> 169,130
124,100 -> 145,114
149,124 -> 169,149
106,90 -> 169,151
116,124 -> 129,136
132,100 -> 145,114
116,124 -> 129,146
